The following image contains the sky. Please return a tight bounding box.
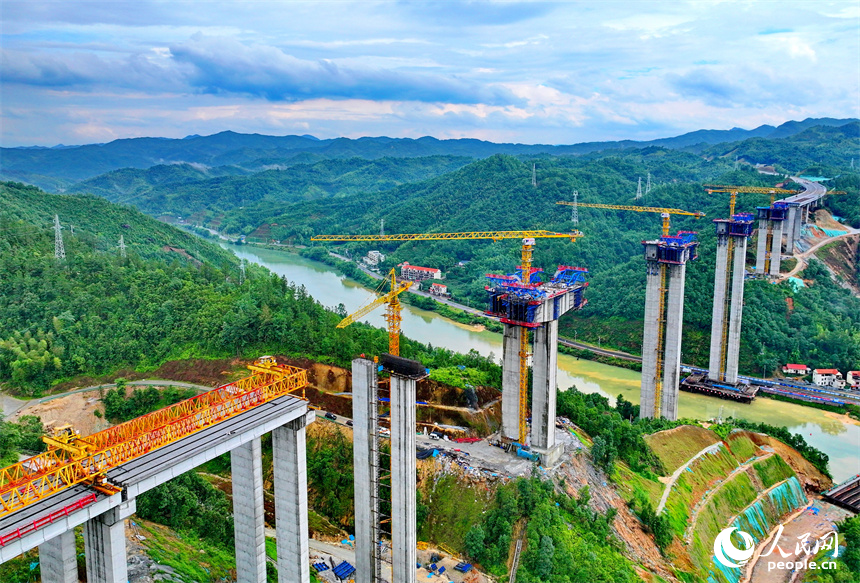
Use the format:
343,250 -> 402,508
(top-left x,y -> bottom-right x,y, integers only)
1,0 -> 859,147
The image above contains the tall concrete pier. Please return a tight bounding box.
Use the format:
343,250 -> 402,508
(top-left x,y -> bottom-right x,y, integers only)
390,372 -> 417,583
754,204 -> 788,277
501,325 -> 525,441
708,215 -> 755,385
640,232 -> 699,420
352,355 -> 426,583
352,359 -> 380,583
486,266 -> 588,464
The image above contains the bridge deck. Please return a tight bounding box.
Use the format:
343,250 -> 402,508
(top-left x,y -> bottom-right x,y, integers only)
1,394 -> 306,561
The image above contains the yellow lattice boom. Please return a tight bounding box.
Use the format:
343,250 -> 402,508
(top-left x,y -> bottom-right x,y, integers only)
703,184 -> 797,214
335,268 -> 412,356
556,201 -> 705,236
311,229 -> 583,243
0,360 -> 308,518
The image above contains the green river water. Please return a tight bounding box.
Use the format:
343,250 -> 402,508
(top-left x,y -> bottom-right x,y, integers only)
225,243 -> 860,482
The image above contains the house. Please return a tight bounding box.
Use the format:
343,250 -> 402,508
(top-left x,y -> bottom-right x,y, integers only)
400,262 -> 442,282
429,283 -> 449,297
847,371 -> 860,391
782,364 -> 810,375
363,250 -> 385,267
812,369 -> 845,389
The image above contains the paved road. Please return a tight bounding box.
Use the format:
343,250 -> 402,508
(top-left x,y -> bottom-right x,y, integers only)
778,228 -> 860,282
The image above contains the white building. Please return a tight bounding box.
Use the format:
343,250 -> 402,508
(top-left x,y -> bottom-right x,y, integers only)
812,369 -> 845,389
363,250 -> 385,267
400,262 -> 442,282
847,371 -> 860,391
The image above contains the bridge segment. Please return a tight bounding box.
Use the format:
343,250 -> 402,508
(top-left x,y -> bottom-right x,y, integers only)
1,394 -> 313,583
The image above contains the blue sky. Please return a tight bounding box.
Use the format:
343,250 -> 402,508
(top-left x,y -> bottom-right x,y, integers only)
1,1 -> 858,146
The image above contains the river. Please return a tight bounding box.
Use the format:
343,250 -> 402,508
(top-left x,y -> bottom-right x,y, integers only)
225,243 -> 860,482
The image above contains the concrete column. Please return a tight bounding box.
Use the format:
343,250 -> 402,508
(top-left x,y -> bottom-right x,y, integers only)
273,412 -> 312,583
784,206 -> 797,253
39,530 -> 77,583
660,263 -> 686,421
794,207 -> 803,249
769,220 -> 783,277
755,219 -> 768,274
501,324 -> 523,439
531,320 -> 558,450
390,374 -> 417,583
351,358 -> 378,583
639,261 -> 662,419
708,237 -> 730,381
231,438 -> 266,583
725,237 -> 748,384
83,499 -> 135,583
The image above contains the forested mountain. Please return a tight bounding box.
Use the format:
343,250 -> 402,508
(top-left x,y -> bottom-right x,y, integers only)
277,152 -> 860,375
0,181 -> 499,394
3,118 -> 855,187
703,121 -> 860,173
67,156 -> 473,217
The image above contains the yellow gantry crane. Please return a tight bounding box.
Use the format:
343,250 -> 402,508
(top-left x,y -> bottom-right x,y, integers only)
555,201 -> 704,416
312,229 -> 584,443
336,268 -> 413,356
0,358 -> 308,520
556,202 -> 706,236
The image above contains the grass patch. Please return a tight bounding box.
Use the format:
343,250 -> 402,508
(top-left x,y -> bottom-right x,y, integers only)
309,509 -> 347,538
615,463 -> 663,508
662,444 -> 738,536
689,471 -> 758,576
753,455 -> 796,489
138,520 -> 237,583
419,473 -> 494,552
644,425 -> 721,475
725,431 -> 758,463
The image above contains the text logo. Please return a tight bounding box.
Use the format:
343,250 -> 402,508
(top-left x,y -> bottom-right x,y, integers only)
714,527 -> 755,568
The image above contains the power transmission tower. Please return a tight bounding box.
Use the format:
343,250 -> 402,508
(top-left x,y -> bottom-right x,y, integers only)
54,214 -> 65,259
635,177 -> 642,200
532,164 -> 537,187
118,235 -> 127,258
239,259 -> 246,285
380,219 -> 385,237
734,156 -> 739,170
571,190 -> 579,226
646,172 -> 651,195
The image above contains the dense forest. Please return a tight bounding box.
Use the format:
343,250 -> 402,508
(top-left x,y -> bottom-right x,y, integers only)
0,181 -> 501,394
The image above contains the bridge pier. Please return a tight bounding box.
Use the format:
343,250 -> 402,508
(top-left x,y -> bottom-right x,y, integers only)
232,439 -> 267,583
273,417 -> 312,583
39,530 -> 77,583
83,499 -> 135,583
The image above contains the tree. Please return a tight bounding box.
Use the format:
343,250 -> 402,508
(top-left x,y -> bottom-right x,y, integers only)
465,524 -> 486,562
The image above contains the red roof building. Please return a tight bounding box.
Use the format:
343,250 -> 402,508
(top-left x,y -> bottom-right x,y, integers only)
782,364 -> 809,375
400,262 -> 442,282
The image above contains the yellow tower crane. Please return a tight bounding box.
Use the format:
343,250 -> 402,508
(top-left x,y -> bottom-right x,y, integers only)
555,201 -> 704,416
556,202 -> 705,235
702,184 -> 796,213
311,229 -> 584,443
336,268 -> 413,356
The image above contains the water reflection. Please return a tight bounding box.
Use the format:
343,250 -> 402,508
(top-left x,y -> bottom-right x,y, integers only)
223,243 -> 860,482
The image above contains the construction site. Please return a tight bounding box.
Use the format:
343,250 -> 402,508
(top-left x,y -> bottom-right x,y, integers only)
0,178 -> 853,583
